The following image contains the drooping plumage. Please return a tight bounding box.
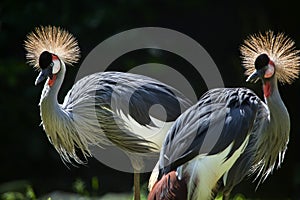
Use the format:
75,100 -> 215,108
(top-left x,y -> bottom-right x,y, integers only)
148,31 -> 299,200
24,26 -> 192,200
222,32 -> 299,198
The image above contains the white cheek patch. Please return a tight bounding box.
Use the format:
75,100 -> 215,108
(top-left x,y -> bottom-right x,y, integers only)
264,65 -> 275,78
52,59 -> 61,74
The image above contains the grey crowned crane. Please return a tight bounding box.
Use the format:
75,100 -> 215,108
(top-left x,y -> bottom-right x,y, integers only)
24,26 -> 192,200
148,31 -> 300,200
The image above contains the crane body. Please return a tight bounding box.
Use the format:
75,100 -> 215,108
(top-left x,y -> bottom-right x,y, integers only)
148,88 -> 262,200
148,31 -> 299,200
39,68 -> 189,161
25,26 -> 192,200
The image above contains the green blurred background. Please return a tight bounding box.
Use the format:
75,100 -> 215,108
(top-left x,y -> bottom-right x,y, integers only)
1,0 -> 300,199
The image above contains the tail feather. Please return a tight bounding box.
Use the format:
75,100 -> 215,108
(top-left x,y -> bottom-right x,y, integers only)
148,171 -> 187,200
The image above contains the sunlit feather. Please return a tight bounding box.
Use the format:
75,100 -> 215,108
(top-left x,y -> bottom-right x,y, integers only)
24,26 -> 80,69
240,31 -> 300,84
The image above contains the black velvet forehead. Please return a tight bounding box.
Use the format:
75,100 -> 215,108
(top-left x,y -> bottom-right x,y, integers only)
255,53 -> 269,70
39,51 -> 52,69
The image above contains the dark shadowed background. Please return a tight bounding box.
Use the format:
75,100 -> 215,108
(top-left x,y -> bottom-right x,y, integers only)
1,0 -> 300,199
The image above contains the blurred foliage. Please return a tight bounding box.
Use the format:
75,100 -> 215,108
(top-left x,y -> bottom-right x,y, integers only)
1,184 -> 36,200
0,0 -> 300,199
215,194 -> 247,200
72,179 -> 88,196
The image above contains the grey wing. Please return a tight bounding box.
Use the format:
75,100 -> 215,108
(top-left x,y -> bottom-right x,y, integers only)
64,72 -> 192,123
103,72 -> 192,126
222,101 -> 269,195
159,88 -> 262,176
61,71 -> 192,153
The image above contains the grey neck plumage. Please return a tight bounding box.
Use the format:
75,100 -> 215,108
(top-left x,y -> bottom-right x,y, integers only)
38,62 -> 90,164
254,76 -> 290,182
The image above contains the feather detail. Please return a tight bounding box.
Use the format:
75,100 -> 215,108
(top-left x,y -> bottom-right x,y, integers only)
148,161 -> 160,192
240,31 -> 300,84
24,26 -> 80,69
148,171 -> 187,200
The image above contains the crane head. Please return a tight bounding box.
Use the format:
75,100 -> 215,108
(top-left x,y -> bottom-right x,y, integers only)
35,51 -> 61,86
246,53 -> 275,82
24,26 -> 81,85
240,31 -> 300,85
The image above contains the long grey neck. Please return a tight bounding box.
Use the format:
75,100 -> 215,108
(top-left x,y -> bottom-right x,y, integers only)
38,62 -> 89,163
264,77 -> 290,132
255,76 -> 290,181
40,62 -> 66,108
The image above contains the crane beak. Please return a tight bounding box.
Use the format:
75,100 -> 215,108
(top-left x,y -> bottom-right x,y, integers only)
246,70 -> 260,82
35,68 -> 52,85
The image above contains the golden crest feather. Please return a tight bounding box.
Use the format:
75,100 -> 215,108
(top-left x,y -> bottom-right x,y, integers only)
240,31 -> 300,84
24,26 -> 80,69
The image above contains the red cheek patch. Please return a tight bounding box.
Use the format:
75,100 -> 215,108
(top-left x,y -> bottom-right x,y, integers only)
52,54 -> 59,60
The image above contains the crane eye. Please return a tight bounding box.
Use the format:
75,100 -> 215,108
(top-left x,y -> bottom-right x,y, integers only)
52,59 -> 61,74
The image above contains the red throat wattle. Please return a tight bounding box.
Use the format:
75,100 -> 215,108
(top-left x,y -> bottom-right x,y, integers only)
263,81 -> 271,98
48,74 -> 57,87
